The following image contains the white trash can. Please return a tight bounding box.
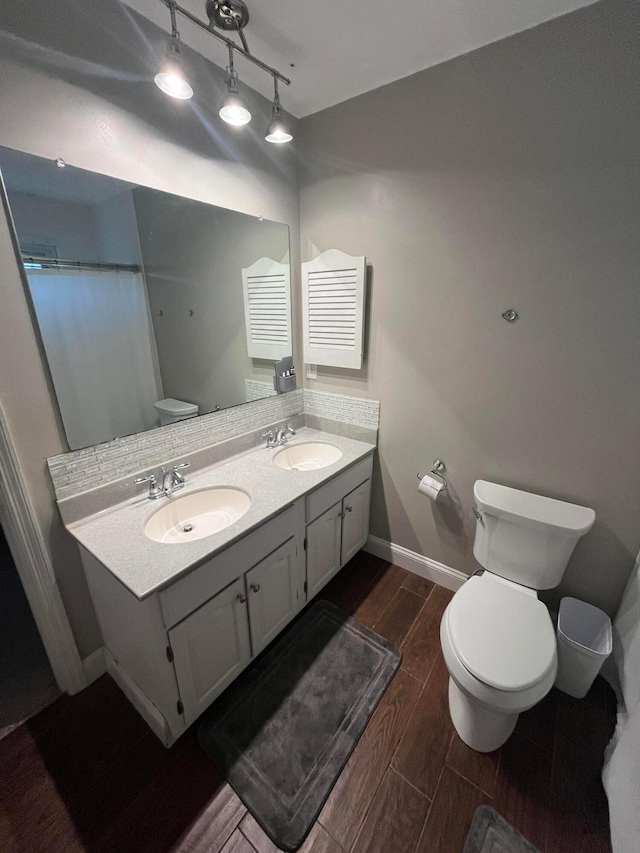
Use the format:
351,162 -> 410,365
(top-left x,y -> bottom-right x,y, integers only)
555,597 -> 612,698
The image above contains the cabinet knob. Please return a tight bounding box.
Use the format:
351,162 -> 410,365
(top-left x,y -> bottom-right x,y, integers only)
250,583 -> 261,593
237,593 -> 247,603
339,511 -> 345,519
345,505 -> 353,512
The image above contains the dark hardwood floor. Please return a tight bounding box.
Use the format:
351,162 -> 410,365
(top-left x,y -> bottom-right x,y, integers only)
0,553 -> 616,853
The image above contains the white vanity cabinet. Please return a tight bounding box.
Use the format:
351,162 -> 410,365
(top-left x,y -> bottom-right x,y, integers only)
305,456 -> 373,598
80,451 -> 373,746
246,537 -> 304,655
306,503 -> 343,599
340,480 -> 372,565
169,577 -> 252,726
168,537 -> 305,722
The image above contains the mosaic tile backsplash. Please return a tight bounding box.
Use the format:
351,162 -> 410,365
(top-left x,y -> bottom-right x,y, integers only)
48,388 -> 379,501
303,390 -> 379,430
245,379 -> 277,401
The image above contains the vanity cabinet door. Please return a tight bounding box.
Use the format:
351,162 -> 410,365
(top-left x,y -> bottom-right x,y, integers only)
306,501 -> 343,599
341,479 -> 371,566
168,577 -> 251,726
246,537 -> 304,656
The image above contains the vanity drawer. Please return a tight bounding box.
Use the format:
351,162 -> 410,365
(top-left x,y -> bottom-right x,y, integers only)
306,454 -> 373,523
160,503 -> 301,629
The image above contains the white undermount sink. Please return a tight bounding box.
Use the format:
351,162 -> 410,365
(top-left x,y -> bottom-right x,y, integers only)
273,441 -> 343,471
144,487 -> 251,544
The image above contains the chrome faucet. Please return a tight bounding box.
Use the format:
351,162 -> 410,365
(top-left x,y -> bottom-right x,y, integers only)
162,463 -> 189,496
276,424 -> 296,445
263,423 -> 296,449
134,462 -> 190,499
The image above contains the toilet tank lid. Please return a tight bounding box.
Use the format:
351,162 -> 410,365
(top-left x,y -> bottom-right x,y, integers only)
474,480 -> 595,536
153,398 -> 199,415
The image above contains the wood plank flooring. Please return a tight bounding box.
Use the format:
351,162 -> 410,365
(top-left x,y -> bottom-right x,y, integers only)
0,552 -> 616,853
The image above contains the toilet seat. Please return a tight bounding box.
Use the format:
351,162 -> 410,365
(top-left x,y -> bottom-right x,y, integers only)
446,574 -> 556,692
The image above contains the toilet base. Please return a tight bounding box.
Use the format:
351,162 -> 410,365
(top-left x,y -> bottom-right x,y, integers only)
448,678 -> 518,753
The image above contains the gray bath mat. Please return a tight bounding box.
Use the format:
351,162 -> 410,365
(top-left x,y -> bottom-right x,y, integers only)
463,806 -> 541,853
198,600 -> 401,852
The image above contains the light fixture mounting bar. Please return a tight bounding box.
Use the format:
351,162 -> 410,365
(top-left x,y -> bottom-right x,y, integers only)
159,0 -> 291,87
168,0 -> 178,38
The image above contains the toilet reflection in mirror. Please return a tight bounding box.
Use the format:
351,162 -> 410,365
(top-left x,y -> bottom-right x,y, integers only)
0,145 -> 292,450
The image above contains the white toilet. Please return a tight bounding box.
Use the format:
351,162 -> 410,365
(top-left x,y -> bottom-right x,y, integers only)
153,398 -> 199,427
440,480 -> 595,753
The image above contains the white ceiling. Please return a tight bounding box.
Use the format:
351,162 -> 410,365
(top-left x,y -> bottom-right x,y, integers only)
123,0 -> 598,118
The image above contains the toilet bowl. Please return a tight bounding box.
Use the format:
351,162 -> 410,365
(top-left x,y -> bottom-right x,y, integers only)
153,398 -> 199,427
440,573 -> 557,751
440,480 -> 595,752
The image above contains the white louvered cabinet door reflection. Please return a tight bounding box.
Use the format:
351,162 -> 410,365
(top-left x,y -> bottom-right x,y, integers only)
302,249 -> 366,369
242,257 -> 292,360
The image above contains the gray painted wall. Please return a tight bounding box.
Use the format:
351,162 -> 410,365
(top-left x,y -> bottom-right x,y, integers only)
134,189 -> 289,413
94,191 -> 144,267
299,0 -> 640,616
0,0 -> 299,658
7,193 -> 101,260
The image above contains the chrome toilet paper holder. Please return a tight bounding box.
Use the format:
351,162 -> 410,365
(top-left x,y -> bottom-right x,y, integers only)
417,459 -> 448,491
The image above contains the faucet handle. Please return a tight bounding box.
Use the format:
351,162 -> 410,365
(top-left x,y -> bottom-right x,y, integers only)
262,429 -> 277,449
172,462 -> 189,484
134,473 -> 163,499
134,474 -> 156,485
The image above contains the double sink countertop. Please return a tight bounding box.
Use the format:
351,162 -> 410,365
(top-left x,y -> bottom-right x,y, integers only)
64,428 -> 376,601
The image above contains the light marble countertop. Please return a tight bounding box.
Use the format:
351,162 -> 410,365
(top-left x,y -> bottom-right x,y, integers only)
66,428 -> 375,601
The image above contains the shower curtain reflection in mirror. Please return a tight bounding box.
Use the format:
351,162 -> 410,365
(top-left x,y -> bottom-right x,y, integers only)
27,268 -> 162,449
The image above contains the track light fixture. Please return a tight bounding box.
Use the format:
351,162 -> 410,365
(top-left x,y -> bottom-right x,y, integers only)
265,77 -> 293,144
154,1 -> 193,100
205,0 -> 250,53
156,1 -> 292,143
219,46 -> 251,126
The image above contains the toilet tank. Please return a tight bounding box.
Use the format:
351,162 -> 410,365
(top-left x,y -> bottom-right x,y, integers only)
473,480 -> 595,590
153,398 -> 199,427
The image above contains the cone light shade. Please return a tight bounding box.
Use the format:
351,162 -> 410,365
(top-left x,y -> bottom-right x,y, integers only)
155,43 -> 193,100
265,114 -> 293,143
219,92 -> 252,125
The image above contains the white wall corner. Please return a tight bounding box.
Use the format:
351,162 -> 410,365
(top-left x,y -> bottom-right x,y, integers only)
83,646 -> 106,685
364,535 -> 467,592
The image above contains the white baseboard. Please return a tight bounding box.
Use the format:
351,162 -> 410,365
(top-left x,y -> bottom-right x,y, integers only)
82,647 -> 106,685
364,535 -> 467,592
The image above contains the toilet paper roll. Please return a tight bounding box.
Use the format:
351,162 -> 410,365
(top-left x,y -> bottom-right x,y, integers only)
418,474 -> 444,501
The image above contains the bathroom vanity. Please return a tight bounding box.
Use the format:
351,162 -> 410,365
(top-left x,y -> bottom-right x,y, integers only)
65,429 -> 374,746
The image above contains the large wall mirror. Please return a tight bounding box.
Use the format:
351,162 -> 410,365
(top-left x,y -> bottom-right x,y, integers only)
0,146 -> 292,451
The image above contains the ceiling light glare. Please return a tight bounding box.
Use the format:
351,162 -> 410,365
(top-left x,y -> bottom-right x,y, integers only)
155,41 -> 193,100
220,66 -> 251,126
265,81 -> 293,144
265,115 -> 293,144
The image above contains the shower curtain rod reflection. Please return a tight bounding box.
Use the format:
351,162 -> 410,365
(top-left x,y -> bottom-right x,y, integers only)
22,256 -> 141,274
